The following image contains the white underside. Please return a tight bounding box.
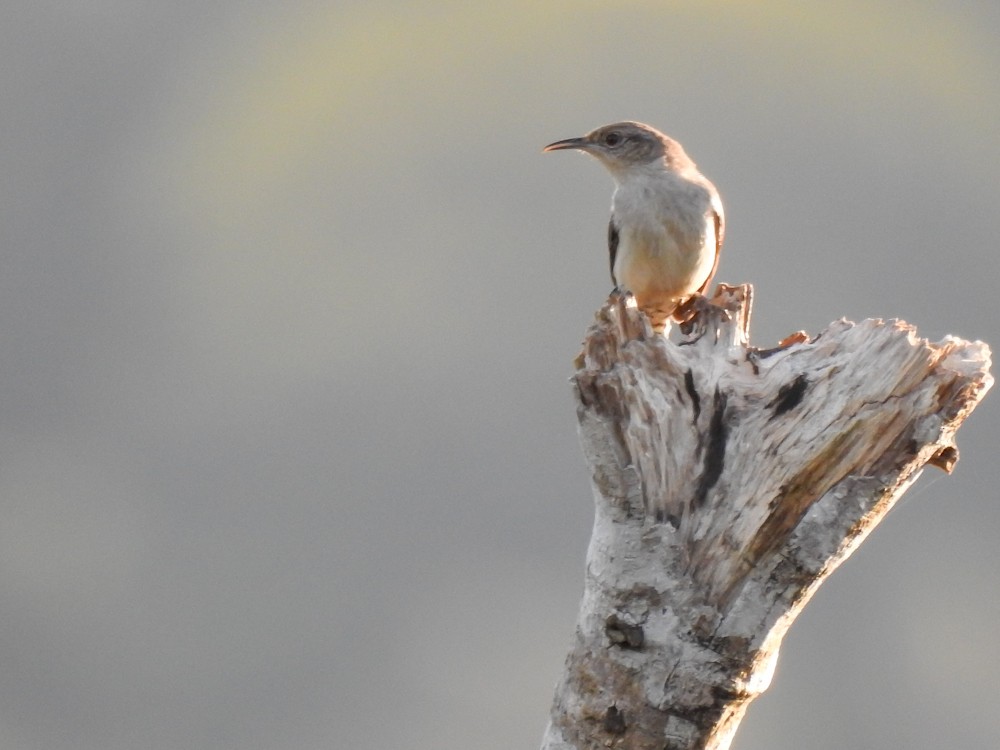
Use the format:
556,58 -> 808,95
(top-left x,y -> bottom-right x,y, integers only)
614,220 -> 716,302
611,167 -> 718,319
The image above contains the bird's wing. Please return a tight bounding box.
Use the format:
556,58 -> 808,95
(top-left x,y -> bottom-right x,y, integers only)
607,218 -> 620,286
697,199 -> 724,296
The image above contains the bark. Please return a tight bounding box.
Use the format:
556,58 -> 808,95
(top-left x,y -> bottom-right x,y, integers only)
540,285 -> 993,750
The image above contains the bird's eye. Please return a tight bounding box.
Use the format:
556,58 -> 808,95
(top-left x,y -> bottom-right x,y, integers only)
603,132 -> 622,147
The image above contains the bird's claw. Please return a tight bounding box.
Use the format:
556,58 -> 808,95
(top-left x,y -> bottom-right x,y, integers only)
676,294 -> 714,335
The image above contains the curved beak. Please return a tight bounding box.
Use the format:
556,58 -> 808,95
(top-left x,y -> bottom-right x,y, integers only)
543,136 -> 589,153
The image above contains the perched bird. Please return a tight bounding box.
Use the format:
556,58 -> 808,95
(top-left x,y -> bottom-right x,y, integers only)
544,121 -> 724,332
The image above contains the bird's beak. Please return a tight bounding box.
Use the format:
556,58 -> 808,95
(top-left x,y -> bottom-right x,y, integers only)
543,136 -> 589,153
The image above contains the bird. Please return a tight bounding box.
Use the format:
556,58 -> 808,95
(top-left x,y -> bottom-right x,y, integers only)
543,121 -> 724,333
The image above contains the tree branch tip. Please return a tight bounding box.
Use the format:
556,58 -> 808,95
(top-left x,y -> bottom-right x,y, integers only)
927,445 -> 959,473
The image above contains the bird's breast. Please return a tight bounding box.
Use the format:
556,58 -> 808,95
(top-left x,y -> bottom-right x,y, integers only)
611,176 -> 716,302
615,227 -> 712,298
602,165 -> 721,330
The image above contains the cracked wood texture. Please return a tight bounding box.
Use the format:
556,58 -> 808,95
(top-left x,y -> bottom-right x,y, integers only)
540,285 -> 992,750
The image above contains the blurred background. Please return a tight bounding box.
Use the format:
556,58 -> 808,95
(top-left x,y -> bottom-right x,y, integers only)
2,1 -> 998,748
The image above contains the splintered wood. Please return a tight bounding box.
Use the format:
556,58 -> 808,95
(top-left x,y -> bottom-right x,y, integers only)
541,286 -> 992,750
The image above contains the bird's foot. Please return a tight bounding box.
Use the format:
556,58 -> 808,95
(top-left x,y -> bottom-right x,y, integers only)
609,285 -> 628,303
676,294 -> 715,335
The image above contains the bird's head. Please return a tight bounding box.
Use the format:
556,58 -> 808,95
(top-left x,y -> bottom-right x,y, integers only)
543,121 -> 689,179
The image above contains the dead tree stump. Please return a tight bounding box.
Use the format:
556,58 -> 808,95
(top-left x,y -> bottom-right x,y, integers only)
540,285 -> 992,750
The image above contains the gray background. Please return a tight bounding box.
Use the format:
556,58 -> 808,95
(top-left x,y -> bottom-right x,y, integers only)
3,1 -> 998,748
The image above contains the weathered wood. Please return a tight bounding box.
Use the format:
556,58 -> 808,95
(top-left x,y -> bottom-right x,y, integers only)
541,285 -> 992,750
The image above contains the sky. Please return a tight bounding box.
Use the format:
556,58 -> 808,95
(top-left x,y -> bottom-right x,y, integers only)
2,1 -> 999,748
